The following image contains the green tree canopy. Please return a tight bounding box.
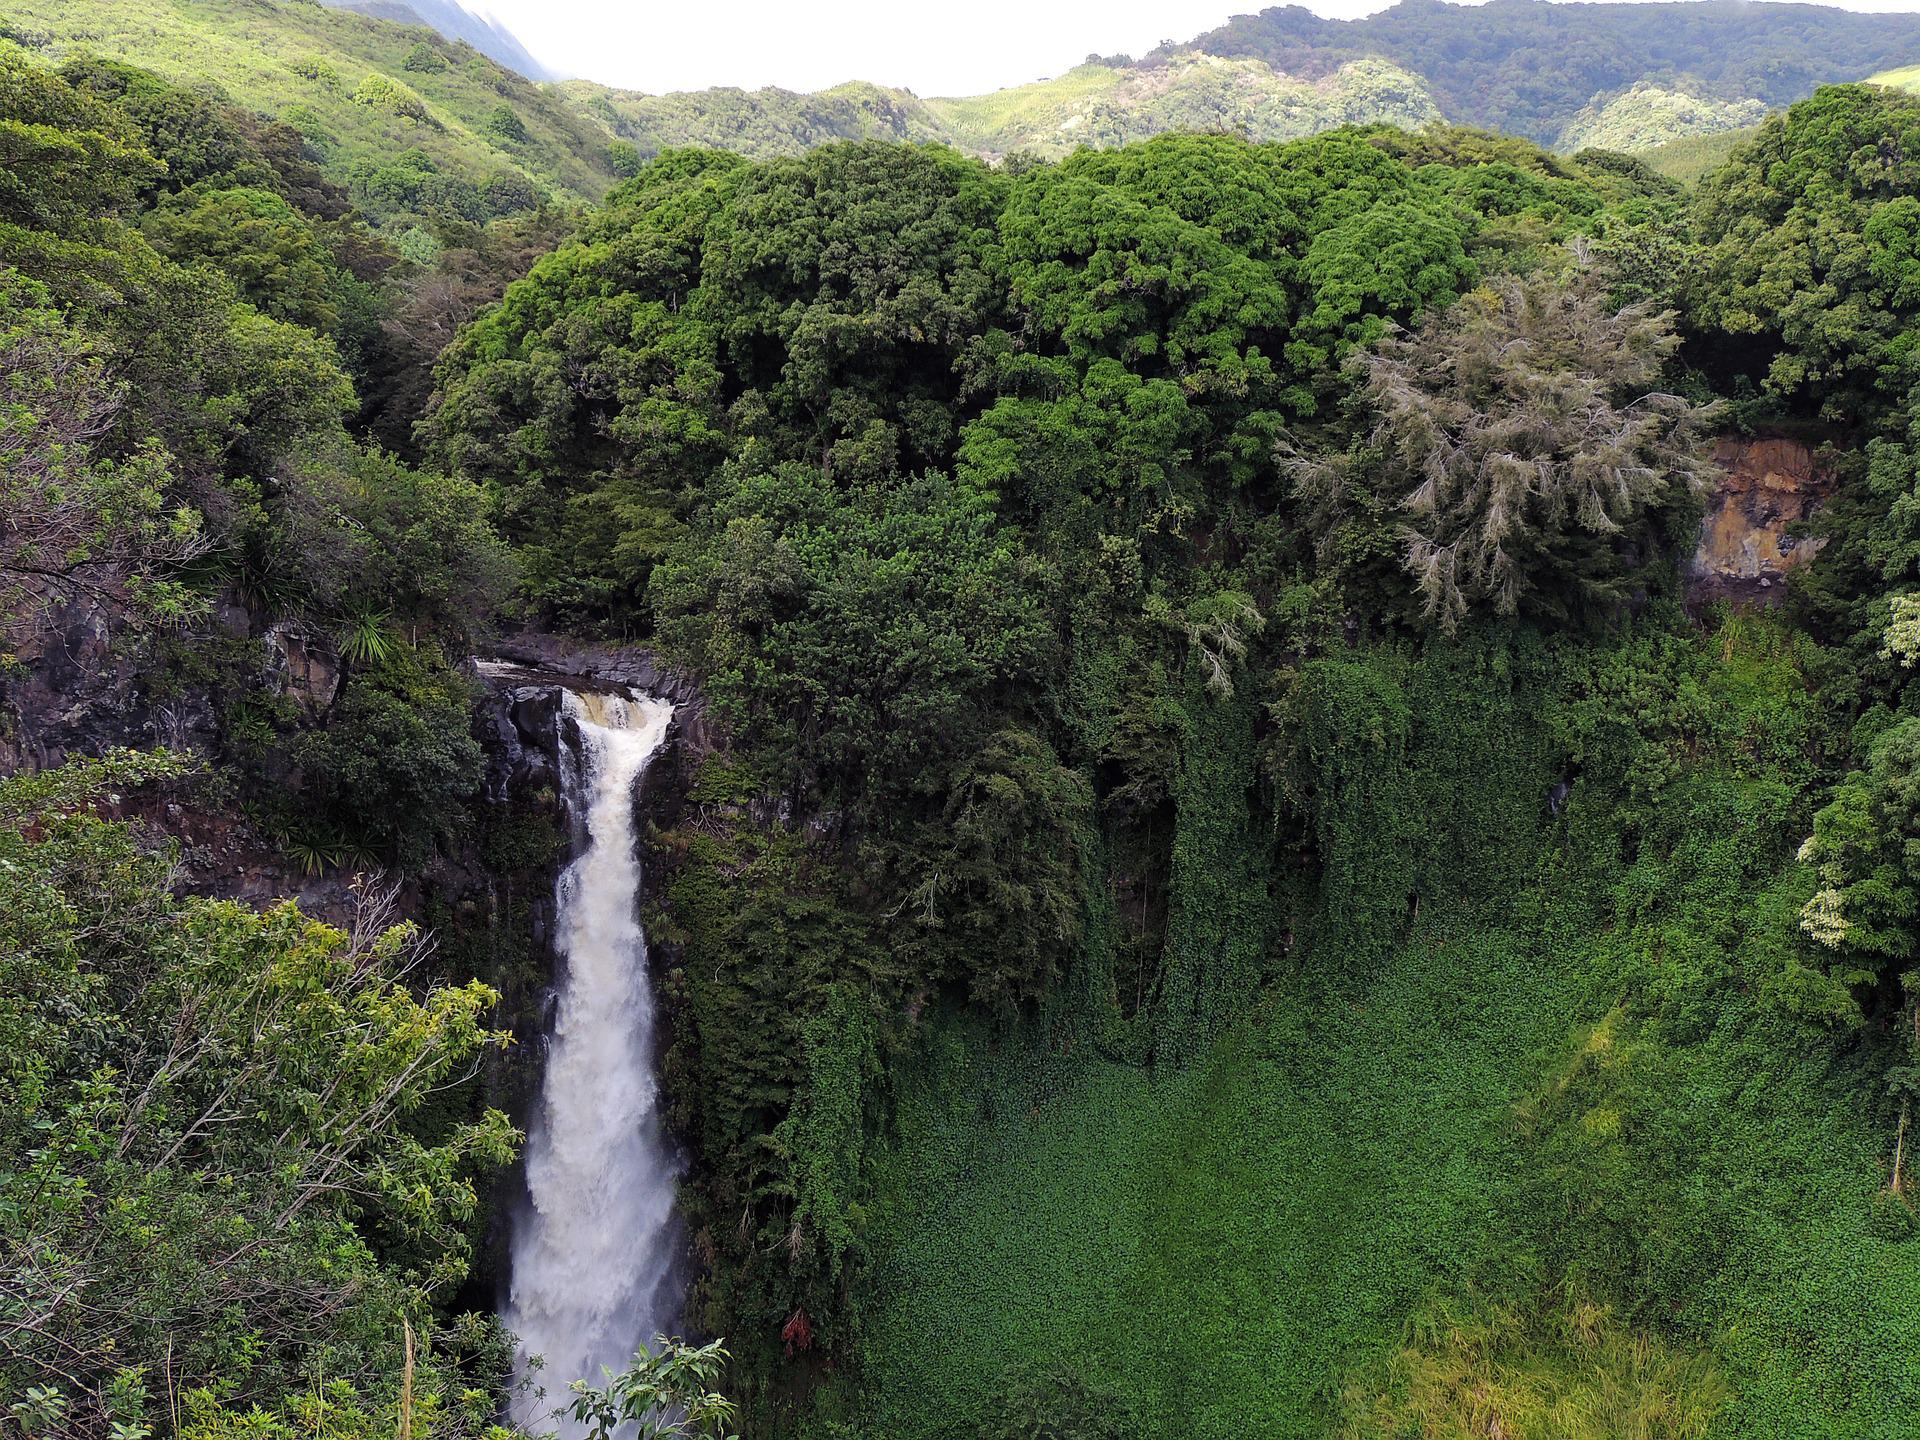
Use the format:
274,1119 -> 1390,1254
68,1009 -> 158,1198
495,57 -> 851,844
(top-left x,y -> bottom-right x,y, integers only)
1693,84 -> 1920,417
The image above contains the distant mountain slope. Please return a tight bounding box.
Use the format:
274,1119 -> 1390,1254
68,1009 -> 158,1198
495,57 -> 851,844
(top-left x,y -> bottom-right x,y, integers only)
928,54 -> 1437,156
558,77 -> 946,160
572,0 -> 1918,166
317,0 -> 553,81
1557,82 -> 1767,153
1175,0 -> 1920,147
0,0 -> 617,222
571,54 -> 1440,163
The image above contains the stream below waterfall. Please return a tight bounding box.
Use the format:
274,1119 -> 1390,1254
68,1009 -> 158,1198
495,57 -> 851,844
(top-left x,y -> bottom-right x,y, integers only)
504,687 -> 681,1435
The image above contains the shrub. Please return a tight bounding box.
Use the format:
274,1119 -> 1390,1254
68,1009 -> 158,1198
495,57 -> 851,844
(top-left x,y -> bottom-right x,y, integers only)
351,73 -> 431,125
482,102 -> 526,144
290,643 -> 484,865
402,40 -> 447,74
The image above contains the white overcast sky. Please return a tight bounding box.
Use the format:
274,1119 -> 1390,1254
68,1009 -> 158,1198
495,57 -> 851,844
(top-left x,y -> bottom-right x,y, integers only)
474,0 -> 1920,97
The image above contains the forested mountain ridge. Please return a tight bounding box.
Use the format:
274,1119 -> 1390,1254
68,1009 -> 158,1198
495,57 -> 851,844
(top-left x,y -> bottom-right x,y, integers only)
17,6 -> 1920,1438
1,0 -> 1443,175
1179,0 -> 1920,146
567,54 -> 1442,161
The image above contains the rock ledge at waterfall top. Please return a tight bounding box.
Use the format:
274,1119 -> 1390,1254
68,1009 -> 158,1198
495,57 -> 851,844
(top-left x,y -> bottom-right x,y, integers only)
478,630 -> 704,707
471,631 -> 716,808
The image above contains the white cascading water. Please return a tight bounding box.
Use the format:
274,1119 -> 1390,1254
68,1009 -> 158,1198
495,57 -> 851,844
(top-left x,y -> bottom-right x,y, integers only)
506,688 -> 681,1435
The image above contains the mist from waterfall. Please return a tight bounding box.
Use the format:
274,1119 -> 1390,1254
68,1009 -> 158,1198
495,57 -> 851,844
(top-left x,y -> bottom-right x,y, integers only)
506,688 -> 681,1436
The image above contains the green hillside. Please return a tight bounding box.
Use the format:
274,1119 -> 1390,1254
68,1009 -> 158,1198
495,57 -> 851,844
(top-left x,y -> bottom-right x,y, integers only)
920,63 -> 1128,153
567,55 -> 1439,164
1638,125 -> 1758,185
1869,60 -> 1920,92
927,54 -> 1438,157
0,0 -> 619,223
1557,82 -> 1766,153
558,76 -> 947,161
0,0 -> 1442,199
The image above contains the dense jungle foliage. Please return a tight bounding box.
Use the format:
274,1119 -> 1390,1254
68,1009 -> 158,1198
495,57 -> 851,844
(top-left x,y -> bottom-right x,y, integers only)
15,10 -> 1920,1436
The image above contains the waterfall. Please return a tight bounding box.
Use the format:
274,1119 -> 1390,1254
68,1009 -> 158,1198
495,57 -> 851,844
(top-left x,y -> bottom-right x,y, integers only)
506,687 -> 682,1434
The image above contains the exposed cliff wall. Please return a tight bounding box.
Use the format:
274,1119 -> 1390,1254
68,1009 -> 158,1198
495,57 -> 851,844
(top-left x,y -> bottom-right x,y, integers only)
1689,436 -> 1836,604
0,598 -> 386,922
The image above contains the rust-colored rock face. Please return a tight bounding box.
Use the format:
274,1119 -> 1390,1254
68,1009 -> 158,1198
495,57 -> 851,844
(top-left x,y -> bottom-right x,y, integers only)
1689,437 -> 1835,604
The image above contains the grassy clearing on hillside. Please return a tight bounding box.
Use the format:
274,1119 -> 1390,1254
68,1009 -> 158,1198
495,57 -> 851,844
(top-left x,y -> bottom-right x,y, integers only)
1868,64 -> 1920,93
846,871 -> 1920,1440
1638,127 -> 1756,185
848,916 -> 1584,1440
924,64 -> 1127,153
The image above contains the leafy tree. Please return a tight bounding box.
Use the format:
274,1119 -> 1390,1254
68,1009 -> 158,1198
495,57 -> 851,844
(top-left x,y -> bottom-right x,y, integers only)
56,55 -> 270,199
142,184 -> 351,333
0,754 -> 516,1434
988,130 -> 1474,496
428,142 -> 1009,623
403,40 -> 448,74
322,447 -> 517,636
1692,85 -> 1920,417
564,1337 -> 740,1440
608,138 -> 643,176
482,168 -> 540,214
1298,260 -> 1716,630
351,73 -> 433,125
348,148 -> 489,222
0,269 -> 204,636
286,642 -> 487,865
1800,716 -> 1920,990
0,41 -> 160,227
484,103 -> 527,145
652,463 -> 1052,810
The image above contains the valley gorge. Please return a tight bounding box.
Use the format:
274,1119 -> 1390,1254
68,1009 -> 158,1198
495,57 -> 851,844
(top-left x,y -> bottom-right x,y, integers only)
13,17 -> 1920,1439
